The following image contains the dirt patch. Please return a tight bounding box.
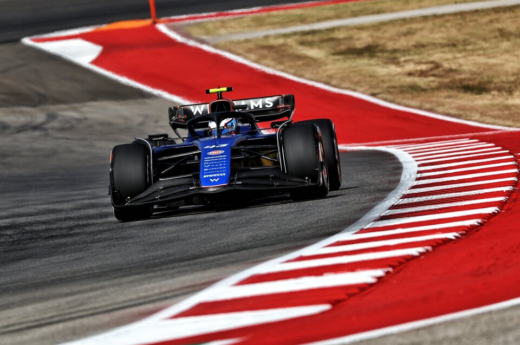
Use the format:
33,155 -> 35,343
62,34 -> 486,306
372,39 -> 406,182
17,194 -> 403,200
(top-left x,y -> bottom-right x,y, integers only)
215,5 -> 520,128
187,0 -> 483,37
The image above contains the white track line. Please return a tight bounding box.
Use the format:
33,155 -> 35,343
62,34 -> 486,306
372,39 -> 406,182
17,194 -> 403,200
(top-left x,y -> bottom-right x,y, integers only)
410,143 -> 493,157
385,198 -> 505,215
419,162 -> 517,176
205,270 -> 388,301
315,234 -> 459,255
337,220 -> 481,241
260,248 -> 429,273
417,150 -> 509,164
415,147 -> 502,161
406,177 -> 517,194
418,156 -> 515,170
369,207 -> 499,228
399,187 -> 513,204
416,169 -> 518,185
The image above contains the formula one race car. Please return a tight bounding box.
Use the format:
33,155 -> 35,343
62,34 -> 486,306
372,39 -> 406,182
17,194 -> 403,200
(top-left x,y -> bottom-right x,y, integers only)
109,87 -> 341,221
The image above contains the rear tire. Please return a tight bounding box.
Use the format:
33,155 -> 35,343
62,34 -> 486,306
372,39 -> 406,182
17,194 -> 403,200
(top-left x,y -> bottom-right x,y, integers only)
282,122 -> 329,200
111,144 -> 152,221
295,119 -> 342,190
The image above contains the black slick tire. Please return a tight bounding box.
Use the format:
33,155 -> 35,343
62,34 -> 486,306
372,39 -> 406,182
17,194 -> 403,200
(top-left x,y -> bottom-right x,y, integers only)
111,144 -> 152,221
294,119 -> 342,190
282,122 -> 329,200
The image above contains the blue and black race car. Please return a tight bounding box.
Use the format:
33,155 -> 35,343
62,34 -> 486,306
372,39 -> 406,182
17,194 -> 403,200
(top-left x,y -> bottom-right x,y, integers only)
109,87 -> 341,221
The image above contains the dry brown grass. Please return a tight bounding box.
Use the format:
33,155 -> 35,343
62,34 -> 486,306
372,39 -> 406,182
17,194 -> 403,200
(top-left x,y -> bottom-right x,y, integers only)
187,0 -> 482,37
215,6 -> 520,128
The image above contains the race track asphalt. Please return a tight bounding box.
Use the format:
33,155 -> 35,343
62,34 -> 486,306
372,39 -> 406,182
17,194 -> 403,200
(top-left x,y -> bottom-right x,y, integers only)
0,12 -> 403,345
3,1 -> 520,344
0,0 -> 315,43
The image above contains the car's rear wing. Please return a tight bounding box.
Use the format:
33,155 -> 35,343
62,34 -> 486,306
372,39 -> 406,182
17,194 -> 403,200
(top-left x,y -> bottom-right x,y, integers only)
168,94 -> 295,130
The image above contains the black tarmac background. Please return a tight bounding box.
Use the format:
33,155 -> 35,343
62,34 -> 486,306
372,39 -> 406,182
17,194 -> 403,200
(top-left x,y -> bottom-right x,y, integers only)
0,2 -> 403,343
0,0 -> 316,43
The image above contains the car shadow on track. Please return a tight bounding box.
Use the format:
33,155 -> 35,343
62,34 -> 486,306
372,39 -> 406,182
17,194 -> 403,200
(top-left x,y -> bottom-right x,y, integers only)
145,187 -> 356,221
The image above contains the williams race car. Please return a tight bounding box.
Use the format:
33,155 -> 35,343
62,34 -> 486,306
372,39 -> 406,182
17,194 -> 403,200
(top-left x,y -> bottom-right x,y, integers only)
109,87 -> 341,221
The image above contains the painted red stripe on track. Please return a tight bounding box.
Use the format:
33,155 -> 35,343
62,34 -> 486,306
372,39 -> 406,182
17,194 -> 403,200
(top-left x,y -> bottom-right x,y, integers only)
411,174 -> 518,189
379,202 -> 506,219
415,166 -> 518,181
335,229 -> 467,245
365,214 -> 489,231
288,242 -> 440,260
417,157 -> 516,171
402,182 -> 517,198
237,258 -> 408,285
416,151 -> 511,166
391,192 -> 510,208
175,285 -> 369,318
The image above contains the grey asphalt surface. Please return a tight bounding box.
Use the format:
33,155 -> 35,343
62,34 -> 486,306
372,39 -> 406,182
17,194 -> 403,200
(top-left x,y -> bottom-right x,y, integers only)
0,0 -> 314,43
0,13 -> 403,345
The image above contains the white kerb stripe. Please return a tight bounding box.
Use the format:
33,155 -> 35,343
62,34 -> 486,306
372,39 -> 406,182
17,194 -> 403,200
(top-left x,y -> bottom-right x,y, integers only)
73,305 -> 330,345
37,39 -> 102,64
403,141 -> 482,153
392,139 -> 475,150
406,177 -> 517,194
410,143 -> 493,157
415,147 -> 501,161
416,169 -> 518,185
204,270 -> 387,301
418,156 -> 514,170
261,248 -> 430,273
369,207 -> 499,228
419,162 -> 516,177
315,234 -> 459,255
337,220 -> 481,241
385,197 -> 505,215
399,187 -> 513,203
417,150 -> 509,164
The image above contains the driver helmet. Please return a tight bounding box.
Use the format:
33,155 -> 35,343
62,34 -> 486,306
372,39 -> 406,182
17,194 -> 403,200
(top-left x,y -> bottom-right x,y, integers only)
221,118 -> 237,135
208,118 -> 237,136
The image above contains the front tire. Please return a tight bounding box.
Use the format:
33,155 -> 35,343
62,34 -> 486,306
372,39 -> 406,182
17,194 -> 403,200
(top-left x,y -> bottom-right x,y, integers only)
282,122 -> 329,200
110,144 -> 152,221
295,119 -> 342,190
